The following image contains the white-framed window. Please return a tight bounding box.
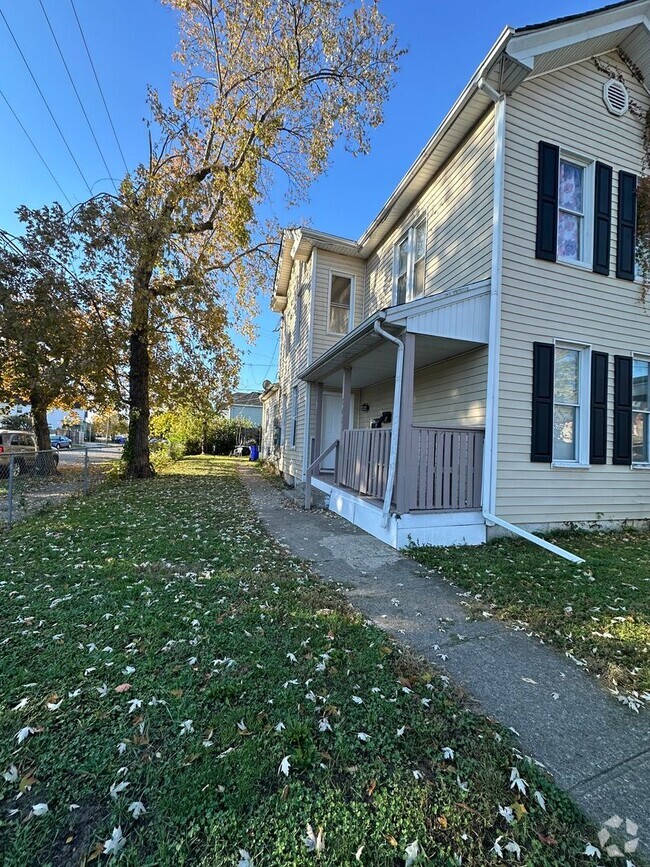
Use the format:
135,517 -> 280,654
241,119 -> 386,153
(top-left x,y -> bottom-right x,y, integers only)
290,386 -> 298,448
552,341 -> 591,466
394,219 -> 426,305
632,357 -> 650,464
557,152 -> 594,267
328,272 -> 353,335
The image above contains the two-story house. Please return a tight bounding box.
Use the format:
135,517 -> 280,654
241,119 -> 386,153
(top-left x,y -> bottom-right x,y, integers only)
261,0 -> 650,555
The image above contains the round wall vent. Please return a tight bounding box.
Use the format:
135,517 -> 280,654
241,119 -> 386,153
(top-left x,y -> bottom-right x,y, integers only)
603,78 -> 629,116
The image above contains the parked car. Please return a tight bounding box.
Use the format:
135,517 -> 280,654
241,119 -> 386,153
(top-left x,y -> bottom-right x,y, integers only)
113,434 -> 127,445
0,430 -> 59,477
51,435 -> 72,450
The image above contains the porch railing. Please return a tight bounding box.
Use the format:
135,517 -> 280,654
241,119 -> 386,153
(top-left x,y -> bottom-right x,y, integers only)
335,425 -> 484,512
337,428 -> 392,501
408,426 -> 484,512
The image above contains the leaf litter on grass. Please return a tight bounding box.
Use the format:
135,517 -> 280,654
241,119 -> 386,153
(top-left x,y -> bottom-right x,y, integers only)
0,456 -> 640,866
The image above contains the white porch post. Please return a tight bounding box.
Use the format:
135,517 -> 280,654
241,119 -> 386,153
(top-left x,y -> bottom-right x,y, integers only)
395,332 -> 415,515
339,367 -> 352,483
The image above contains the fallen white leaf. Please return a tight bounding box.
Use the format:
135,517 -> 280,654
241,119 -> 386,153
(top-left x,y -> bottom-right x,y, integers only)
303,823 -> 325,854
128,800 -> 146,819
109,780 -> 130,800
32,803 -> 49,816
16,726 -> 34,744
2,764 -> 18,783
180,719 -> 194,735
533,790 -> 546,811
278,755 -> 290,776
103,826 -> 126,857
404,839 -> 420,867
238,850 -> 252,867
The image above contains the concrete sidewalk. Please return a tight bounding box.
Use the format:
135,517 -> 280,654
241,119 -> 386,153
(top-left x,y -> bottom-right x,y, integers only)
241,466 -> 650,856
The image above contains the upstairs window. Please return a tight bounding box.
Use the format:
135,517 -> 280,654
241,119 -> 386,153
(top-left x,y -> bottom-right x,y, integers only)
394,220 -> 426,305
557,155 -> 593,267
328,273 -> 353,334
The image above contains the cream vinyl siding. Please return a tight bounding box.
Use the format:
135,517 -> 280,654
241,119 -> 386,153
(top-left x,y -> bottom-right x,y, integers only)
364,109 -> 495,317
311,250 -> 366,363
498,53 -> 650,525
276,257 -> 313,481
354,348 -> 487,429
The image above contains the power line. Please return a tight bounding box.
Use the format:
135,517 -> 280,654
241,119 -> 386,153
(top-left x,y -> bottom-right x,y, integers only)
37,0 -> 118,194
0,7 -> 93,196
0,88 -> 73,208
261,334 -> 280,384
69,0 -> 129,175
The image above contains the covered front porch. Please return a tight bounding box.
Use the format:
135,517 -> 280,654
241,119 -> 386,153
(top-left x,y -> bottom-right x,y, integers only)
301,285 -> 490,547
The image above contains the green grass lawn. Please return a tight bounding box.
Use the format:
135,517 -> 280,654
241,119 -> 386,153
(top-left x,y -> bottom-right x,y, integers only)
0,457 -> 632,866
406,531 -> 650,711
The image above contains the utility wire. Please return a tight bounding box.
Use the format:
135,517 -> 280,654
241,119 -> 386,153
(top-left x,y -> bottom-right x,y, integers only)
37,0 -> 118,193
0,88 -> 73,208
69,0 -> 129,175
261,334 -> 280,384
0,7 -> 93,196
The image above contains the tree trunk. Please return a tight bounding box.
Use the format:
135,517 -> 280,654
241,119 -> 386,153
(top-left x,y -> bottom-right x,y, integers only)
30,390 -> 57,476
125,279 -> 154,478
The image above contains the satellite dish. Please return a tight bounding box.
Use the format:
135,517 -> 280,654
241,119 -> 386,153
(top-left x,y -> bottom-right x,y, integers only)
262,379 -> 272,390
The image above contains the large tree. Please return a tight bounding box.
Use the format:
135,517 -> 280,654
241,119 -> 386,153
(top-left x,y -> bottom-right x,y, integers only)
0,205 -> 121,452
104,0 -> 402,477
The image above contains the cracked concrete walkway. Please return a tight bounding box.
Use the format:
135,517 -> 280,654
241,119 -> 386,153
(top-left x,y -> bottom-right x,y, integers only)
241,466 -> 650,855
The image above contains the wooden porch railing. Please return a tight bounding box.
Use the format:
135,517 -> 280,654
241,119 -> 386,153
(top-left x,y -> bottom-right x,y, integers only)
407,426 -> 484,512
334,425 -> 484,513
337,428 -> 392,500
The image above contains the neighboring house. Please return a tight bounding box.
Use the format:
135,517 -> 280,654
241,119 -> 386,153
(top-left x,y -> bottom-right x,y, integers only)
4,404 -> 92,441
260,382 -> 281,458
222,392 -> 263,426
262,0 -> 650,551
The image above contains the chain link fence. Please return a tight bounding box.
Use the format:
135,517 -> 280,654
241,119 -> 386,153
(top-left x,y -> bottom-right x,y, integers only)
0,447 -> 117,528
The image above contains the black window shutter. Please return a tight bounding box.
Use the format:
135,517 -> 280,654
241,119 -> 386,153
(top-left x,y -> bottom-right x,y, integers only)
531,342 -> 554,462
590,351 -> 608,464
616,171 -> 637,280
593,163 -> 612,275
613,355 -> 632,465
536,142 -> 559,262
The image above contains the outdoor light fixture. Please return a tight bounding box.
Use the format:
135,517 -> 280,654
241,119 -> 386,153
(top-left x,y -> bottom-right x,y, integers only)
361,403 -> 370,412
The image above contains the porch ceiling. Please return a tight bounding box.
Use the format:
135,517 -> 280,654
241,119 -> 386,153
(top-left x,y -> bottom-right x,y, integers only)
305,334 -> 483,389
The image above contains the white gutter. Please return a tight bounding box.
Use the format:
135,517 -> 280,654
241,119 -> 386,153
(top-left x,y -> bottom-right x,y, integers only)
477,80 -> 583,566
373,319 -> 404,528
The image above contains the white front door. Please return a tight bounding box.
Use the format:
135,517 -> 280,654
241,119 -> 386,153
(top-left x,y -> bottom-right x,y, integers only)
320,393 -> 341,472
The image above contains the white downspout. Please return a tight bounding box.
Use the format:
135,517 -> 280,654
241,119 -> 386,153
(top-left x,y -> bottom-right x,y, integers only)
373,318 -> 403,528
477,79 -> 583,566
479,77 -> 505,523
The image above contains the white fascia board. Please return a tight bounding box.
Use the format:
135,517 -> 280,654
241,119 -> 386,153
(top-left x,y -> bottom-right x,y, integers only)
508,2 -> 650,69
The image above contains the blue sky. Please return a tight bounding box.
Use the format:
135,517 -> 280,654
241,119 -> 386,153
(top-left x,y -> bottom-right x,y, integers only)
0,0 -> 602,392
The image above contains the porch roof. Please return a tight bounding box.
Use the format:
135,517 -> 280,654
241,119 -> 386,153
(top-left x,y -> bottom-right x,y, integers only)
298,292 -> 487,389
